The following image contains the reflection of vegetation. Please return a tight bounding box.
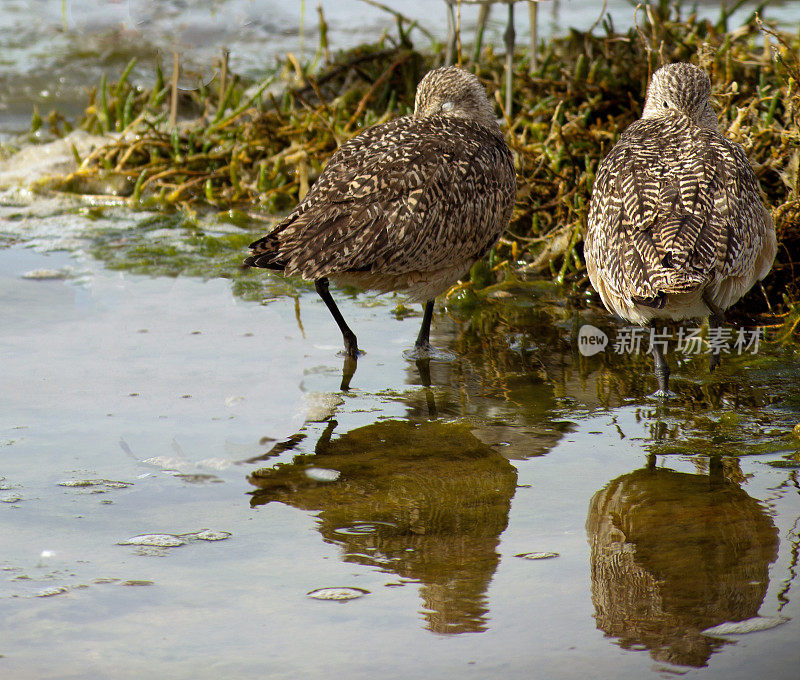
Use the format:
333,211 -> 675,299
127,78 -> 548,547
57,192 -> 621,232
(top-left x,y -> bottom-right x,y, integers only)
441,294 -> 800,455
30,2 -> 800,309
774,469 -> 800,611
249,419 -> 518,634
586,461 -> 779,667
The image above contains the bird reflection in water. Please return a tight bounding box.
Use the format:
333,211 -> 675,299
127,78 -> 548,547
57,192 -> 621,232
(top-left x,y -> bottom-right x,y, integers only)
248,418 -> 518,634
586,455 -> 779,667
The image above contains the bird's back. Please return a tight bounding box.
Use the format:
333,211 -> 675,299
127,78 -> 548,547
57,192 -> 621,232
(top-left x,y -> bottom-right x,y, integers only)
586,114 -> 774,323
246,114 -> 515,299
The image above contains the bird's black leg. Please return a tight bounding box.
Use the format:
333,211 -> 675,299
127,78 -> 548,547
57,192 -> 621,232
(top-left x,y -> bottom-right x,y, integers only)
415,300 -> 435,351
403,300 -> 454,362
650,322 -> 673,399
703,292 -> 725,372
315,278 -> 360,359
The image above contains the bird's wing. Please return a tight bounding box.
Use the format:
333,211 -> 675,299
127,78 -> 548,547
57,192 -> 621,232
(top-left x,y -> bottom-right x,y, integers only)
247,116 -> 515,280
586,117 -> 768,305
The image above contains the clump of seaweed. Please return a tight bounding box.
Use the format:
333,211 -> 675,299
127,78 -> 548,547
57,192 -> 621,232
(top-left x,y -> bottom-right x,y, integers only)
27,1 -> 800,323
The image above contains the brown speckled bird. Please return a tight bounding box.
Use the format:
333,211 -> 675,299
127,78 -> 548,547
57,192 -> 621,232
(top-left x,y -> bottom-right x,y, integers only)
244,66 -> 516,359
585,62 -> 776,397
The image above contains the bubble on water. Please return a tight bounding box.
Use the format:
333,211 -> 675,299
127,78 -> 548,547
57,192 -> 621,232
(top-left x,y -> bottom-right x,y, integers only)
119,529 -> 231,547
37,587 -> 69,598
304,467 -> 340,482
702,616 -> 789,636
515,552 -> 560,560
307,587 -> 369,601
119,534 -> 187,548
58,479 -> 133,489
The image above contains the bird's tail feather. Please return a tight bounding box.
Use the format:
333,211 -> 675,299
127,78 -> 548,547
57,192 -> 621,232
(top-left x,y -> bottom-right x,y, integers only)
244,233 -> 286,270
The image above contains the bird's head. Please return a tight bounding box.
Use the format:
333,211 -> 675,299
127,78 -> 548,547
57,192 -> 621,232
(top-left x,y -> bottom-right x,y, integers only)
642,63 -> 718,129
414,66 -> 498,128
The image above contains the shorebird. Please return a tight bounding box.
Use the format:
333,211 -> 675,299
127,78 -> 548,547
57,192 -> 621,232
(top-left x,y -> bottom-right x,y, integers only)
585,62 -> 776,397
245,66 -> 516,361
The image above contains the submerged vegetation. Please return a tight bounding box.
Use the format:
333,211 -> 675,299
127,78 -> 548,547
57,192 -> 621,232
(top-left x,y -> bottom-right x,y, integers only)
21,1 -> 800,326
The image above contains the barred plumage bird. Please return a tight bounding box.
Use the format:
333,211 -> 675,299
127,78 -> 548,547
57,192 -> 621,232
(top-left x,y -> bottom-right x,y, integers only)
585,62 -> 776,396
245,66 -> 516,359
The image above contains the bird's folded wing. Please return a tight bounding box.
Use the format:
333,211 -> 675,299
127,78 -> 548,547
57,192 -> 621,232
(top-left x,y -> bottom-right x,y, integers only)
587,118 -> 768,303
248,117 -> 515,280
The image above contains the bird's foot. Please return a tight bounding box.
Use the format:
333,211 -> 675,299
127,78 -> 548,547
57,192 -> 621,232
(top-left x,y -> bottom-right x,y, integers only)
337,348 -> 365,359
338,335 -> 364,360
403,343 -> 456,362
648,388 -> 677,400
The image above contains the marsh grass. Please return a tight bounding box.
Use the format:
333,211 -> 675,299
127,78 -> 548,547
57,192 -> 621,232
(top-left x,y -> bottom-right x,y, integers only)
30,1 -> 800,331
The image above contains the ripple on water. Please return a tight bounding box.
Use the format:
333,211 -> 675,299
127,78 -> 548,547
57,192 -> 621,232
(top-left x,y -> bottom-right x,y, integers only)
307,587 -> 369,601
332,521 -> 398,536
515,552 -> 560,560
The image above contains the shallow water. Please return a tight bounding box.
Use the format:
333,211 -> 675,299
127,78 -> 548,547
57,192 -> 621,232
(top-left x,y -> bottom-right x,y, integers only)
2,1 -> 800,676
1,214 -> 799,677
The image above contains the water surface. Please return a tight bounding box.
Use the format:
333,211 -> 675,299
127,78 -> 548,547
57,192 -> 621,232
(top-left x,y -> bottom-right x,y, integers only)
1,219 -> 798,677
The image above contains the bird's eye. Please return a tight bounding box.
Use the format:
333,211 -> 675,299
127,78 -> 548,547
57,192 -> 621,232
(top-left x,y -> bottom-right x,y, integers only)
663,101 -> 669,108
441,101 -> 455,112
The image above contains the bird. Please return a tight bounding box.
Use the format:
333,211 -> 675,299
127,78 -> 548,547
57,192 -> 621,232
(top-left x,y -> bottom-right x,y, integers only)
585,62 -> 777,397
244,66 -> 516,361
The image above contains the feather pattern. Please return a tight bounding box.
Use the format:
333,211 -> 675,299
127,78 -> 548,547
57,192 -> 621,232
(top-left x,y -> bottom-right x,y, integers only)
586,63 -> 776,325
